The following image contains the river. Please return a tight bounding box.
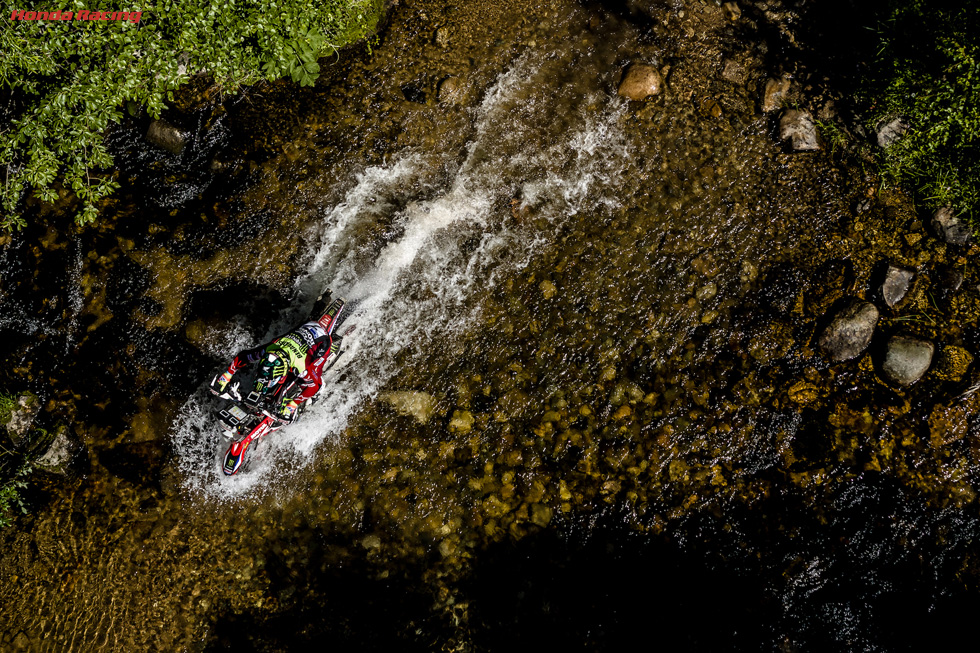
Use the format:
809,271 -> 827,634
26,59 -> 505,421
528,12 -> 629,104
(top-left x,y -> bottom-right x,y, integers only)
2,0 -> 979,650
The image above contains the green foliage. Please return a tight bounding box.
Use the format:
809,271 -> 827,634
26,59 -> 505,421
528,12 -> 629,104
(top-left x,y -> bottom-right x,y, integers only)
0,0 -> 384,230
862,0 -> 980,225
0,461 -> 31,529
0,392 -> 14,424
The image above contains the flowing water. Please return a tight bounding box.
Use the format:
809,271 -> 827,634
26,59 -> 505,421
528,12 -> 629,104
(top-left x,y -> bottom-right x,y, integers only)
3,0 -> 980,651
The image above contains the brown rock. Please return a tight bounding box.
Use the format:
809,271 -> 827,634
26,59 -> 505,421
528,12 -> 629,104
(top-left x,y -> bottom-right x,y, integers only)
762,77 -> 791,112
617,64 -> 663,101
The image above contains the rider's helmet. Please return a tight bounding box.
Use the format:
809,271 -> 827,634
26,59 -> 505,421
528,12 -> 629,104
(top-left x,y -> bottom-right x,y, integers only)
256,351 -> 289,393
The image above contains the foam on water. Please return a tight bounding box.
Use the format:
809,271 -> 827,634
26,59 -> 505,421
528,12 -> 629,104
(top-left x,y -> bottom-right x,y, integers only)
171,51 -> 633,500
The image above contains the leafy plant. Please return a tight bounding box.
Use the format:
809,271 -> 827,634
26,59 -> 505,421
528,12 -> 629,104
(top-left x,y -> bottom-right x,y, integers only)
0,461 -> 31,529
0,0 -> 384,230
861,0 -> 980,228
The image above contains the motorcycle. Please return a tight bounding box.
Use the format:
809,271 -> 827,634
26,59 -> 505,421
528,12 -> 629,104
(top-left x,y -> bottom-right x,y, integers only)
210,294 -> 350,475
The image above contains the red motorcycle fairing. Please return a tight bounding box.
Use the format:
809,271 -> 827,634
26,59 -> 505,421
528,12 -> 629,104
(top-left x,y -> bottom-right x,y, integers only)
222,415 -> 275,475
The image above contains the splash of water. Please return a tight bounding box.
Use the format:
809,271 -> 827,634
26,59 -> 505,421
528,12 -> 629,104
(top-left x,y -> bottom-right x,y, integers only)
171,50 -> 633,499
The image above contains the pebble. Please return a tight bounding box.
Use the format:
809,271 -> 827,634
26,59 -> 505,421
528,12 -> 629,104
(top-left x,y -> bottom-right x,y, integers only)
882,336 -> 934,386
779,109 -> 820,151
146,119 -> 188,155
818,301 -> 879,361
876,117 -> 909,148
762,77 -> 790,112
448,410 -> 474,433
881,264 -> 914,307
617,64 -> 663,101
380,391 -> 438,423
931,206 -> 972,246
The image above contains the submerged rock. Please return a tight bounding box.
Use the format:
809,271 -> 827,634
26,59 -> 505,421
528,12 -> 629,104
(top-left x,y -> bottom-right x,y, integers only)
617,64 -> 662,100
876,117 -> 909,147
818,302 -> 879,361
437,76 -> 466,105
934,345 -> 974,382
931,206 -> 972,246
779,110 -> 820,151
882,336 -> 934,386
449,410 -> 474,433
762,77 -> 790,112
381,391 -> 438,424
881,264 -> 914,307
146,119 -> 188,155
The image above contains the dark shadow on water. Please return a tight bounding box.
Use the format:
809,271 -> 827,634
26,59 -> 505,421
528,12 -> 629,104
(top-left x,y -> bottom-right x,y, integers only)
464,519 -> 775,652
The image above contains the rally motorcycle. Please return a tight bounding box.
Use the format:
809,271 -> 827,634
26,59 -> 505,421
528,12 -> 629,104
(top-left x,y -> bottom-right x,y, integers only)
210,294 -> 349,475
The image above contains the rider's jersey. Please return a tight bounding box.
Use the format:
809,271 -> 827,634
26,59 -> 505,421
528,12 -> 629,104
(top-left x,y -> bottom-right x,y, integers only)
228,321 -> 336,402
271,322 -> 329,374
268,322 -> 333,400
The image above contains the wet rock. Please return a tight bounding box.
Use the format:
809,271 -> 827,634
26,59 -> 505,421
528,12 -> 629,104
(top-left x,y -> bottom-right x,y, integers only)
762,77 -> 790,112
740,259 -> 759,283
882,336 -> 934,386
881,264 -> 914,307
1,392 -> 39,446
934,345 -> 974,382
787,380 -> 818,406
722,59 -> 747,85
931,206 -> 972,246
539,279 -> 557,299
437,76 -> 466,105
779,110 -> 820,151
381,391 -> 438,424
818,302 -> 879,362
696,282 -> 717,301
936,266 -> 965,302
530,503 -> 553,527
617,64 -> 662,101
876,117 -> 909,148
434,26 -> 450,48
146,119 -> 188,155
929,403 -> 971,447
34,424 -> 76,475
723,2 -> 741,21
449,410 -> 474,433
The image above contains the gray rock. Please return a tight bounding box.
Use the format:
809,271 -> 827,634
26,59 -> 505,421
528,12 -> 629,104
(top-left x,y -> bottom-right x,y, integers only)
762,77 -> 790,112
35,425 -> 75,474
876,117 -> 909,147
779,109 -> 820,151
818,302 -> 879,361
2,392 -> 39,446
617,64 -> 662,101
146,119 -> 188,155
881,265 -> 914,307
381,391 -> 437,424
882,336 -> 934,386
931,206 -> 972,246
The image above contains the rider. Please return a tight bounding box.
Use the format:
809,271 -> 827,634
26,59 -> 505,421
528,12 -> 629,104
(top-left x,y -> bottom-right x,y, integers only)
210,319 -> 339,423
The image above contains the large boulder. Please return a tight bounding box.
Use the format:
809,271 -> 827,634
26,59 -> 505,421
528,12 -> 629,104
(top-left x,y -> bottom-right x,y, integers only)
931,206 -> 972,246
882,336 -> 934,386
779,109 -> 820,151
881,264 -> 914,307
617,64 -> 663,101
818,302 -> 879,361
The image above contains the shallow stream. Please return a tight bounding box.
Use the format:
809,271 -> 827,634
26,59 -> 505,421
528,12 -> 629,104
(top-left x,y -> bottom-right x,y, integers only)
2,0 -> 980,651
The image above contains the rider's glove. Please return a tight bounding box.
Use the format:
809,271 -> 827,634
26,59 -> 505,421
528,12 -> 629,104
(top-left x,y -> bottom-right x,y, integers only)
279,398 -> 300,423
211,370 -> 234,395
